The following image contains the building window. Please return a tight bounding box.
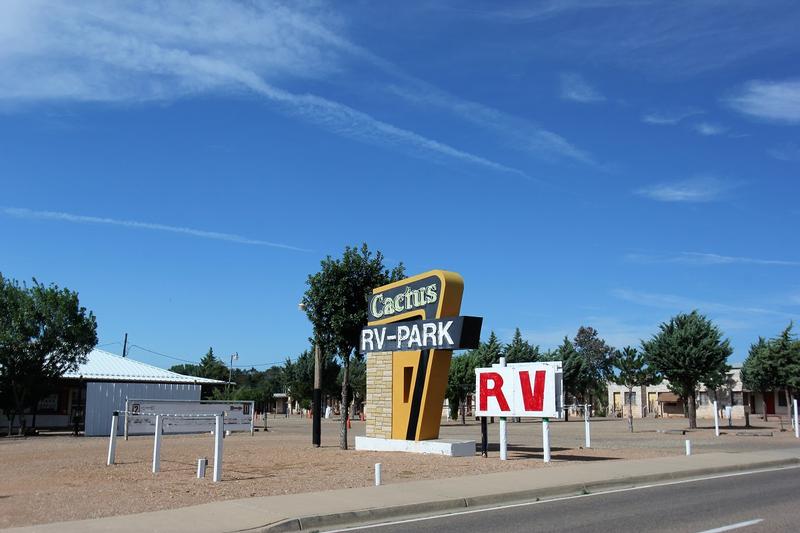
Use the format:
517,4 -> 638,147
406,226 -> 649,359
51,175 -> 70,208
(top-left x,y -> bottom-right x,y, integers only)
732,392 -> 742,406
624,391 -> 637,404
697,392 -> 709,406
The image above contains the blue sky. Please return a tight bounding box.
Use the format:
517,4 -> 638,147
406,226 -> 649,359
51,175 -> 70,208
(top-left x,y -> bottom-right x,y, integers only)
1,0 -> 798,369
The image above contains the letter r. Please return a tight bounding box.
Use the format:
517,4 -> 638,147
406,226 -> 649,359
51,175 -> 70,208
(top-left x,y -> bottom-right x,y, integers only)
479,372 -> 510,412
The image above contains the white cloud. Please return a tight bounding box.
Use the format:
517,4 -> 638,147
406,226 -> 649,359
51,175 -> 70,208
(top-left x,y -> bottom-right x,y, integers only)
1,207 -> 311,251
0,1 -> 527,177
768,142 -> 800,161
635,176 -> 730,203
626,252 -> 800,267
692,122 -> 727,136
611,288 -> 793,318
559,73 -> 605,103
725,79 -> 800,124
641,108 -> 703,125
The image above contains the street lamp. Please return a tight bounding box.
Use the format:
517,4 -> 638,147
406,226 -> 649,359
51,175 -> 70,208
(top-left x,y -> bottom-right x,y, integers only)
299,301 -> 322,448
228,352 -> 239,390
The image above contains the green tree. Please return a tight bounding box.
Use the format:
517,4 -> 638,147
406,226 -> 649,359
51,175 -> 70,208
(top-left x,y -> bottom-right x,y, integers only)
302,244 -> 404,449
612,346 -> 658,432
446,351 -> 478,424
642,311 -> 732,429
769,323 -> 800,411
741,337 -> 776,421
0,275 -> 98,435
198,348 -> 228,382
473,331 -> 503,368
573,326 -> 614,409
504,328 -> 540,364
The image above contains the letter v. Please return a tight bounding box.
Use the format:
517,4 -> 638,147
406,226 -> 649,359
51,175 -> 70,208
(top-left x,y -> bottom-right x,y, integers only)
519,370 -> 545,411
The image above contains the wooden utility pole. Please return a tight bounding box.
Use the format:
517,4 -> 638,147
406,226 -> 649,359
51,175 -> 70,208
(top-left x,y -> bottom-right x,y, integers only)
122,333 -> 128,358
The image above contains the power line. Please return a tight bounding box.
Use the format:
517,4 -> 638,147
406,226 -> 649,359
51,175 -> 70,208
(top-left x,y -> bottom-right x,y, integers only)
128,344 -> 199,365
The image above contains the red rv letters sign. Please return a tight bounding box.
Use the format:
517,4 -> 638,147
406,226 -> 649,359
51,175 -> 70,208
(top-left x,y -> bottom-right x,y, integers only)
474,362 -> 562,418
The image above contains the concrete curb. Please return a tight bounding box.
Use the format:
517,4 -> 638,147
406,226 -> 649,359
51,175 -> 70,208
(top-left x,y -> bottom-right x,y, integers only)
254,457 -> 800,532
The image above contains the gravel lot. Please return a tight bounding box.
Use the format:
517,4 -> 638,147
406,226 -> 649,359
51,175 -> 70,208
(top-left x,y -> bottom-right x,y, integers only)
1,415 -> 798,528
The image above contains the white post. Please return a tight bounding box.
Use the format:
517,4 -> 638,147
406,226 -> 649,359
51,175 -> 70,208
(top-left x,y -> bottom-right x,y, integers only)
794,399 -> 799,439
213,414 -> 223,482
107,412 -> 119,466
375,463 -> 382,486
499,357 -> 507,461
152,414 -> 163,473
713,400 -> 720,437
124,400 -> 129,441
685,439 -> 692,456
542,417 -> 551,463
197,457 -> 207,478
584,404 -> 591,449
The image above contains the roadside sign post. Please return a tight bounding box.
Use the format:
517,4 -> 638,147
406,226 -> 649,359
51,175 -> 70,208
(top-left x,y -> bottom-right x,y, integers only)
213,414 -> 223,482
107,412 -> 118,466
713,400 -> 720,437
499,357 -> 508,461
481,417 -> 488,457
794,399 -> 799,439
584,404 -> 591,449
685,439 -> 691,456
152,414 -> 163,473
542,417 -> 551,463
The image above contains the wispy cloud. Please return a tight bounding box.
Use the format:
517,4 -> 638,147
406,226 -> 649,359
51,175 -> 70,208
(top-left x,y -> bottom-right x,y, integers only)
768,142 -> 800,162
635,176 -> 731,203
611,288 -> 793,319
559,73 -> 605,103
641,108 -> 703,125
1,207 -> 311,251
0,1 -> 527,178
626,252 -> 800,267
692,121 -> 727,136
725,79 -> 800,124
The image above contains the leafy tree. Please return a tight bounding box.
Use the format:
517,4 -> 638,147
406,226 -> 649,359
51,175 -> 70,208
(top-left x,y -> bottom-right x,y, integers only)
504,328 -> 540,364
0,275 -> 97,435
642,311 -> 731,429
302,244 -> 404,449
168,363 -> 200,377
198,348 -> 229,382
769,323 -> 800,410
573,326 -> 614,408
741,337 -> 776,421
446,351 -> 478,424
612,346 -> 658,432
473,331 -> 503,368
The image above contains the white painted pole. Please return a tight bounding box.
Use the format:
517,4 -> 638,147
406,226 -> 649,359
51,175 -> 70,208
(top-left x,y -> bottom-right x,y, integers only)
584,404 -> 591,449
713,400 -> 720,437
124,400 -> 129,441
375,463 -> 382,486
107,412 -> 119,466
685,439 -> 692,456
499,357 -> 508,461
794,399 -> 799,439
197,457 -> 207,478
152,414 -> 163,473
542,417 -> 551,463
213,414 -> 223,483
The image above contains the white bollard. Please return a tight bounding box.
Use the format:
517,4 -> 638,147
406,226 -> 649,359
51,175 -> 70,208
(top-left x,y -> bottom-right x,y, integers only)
213,414 -> 223,482
584,404 -> 591,449
197,457 -> 207,478
542,417 -> 551,463
685,439 -> 692,456
152,414 -> 163,473
713,400 -> 720,437
794,399 -> 799,439
375,463 -> 382,486
107,412 -> 119,466
499,357 -> 508,461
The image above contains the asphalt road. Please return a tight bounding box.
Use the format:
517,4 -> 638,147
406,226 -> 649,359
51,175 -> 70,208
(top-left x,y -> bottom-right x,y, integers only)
328,467 -> 800,533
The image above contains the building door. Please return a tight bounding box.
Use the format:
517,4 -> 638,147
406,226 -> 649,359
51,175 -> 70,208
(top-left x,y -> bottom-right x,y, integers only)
648,392 -> 657,416
765,392 -> 776,415
613,392 -> 621,412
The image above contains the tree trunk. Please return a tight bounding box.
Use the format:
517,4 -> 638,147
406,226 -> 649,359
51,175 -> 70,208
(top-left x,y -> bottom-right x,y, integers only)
763,395 -> 768,422
460,397 -> 465,425
340,355 -> 350,450
688,392 -> 697,429
627,387 -> 634,433
785,389 -> 792,421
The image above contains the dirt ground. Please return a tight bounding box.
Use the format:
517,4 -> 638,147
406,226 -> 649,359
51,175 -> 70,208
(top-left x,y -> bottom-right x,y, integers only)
2,415 -> 799,528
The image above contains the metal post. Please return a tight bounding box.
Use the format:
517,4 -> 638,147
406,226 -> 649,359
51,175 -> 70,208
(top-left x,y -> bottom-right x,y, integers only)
542,417 -> 551,463
313,343 -> 322,447
124,400 -> 129,441
794,399 -> 799,439
374,463 -> 382,486
713,400 -> 720,437
152,414 -> 163,473
499,357 -> 507,461
107,412 -> 118,466
685,439 -> 692,456
584,404 -> 591,448
197,457 -> 207,478
481,416 -> 488,457
213,414 -> 223,482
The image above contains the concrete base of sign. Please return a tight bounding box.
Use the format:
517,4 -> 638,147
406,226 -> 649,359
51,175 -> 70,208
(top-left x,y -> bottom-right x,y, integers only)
355,436 -> 475,457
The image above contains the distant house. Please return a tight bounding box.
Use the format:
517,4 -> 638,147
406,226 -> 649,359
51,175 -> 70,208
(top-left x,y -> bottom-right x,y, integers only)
1,349 -> 224,436
607,366 -> 794,420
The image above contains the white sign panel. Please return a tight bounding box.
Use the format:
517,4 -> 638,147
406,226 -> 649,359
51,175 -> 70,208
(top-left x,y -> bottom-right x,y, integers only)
125,399 -> 254,435
474,362 -> 563,418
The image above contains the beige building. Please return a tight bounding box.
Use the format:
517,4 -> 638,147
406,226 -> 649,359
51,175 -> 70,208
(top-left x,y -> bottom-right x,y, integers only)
608,366 -> 795,420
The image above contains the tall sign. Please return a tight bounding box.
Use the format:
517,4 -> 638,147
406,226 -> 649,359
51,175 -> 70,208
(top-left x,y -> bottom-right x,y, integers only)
362,270 -> 481,441
475,362 -> 563,418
